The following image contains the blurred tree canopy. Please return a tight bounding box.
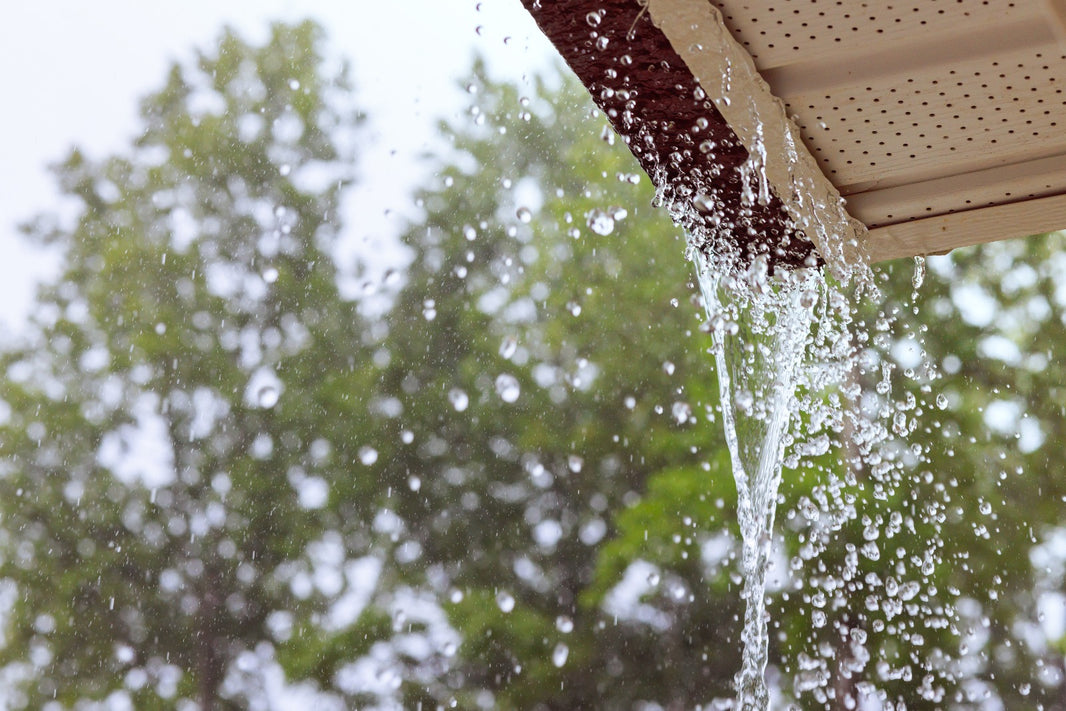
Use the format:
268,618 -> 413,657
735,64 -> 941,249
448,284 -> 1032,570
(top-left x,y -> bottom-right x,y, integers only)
1,16 -> 1066,711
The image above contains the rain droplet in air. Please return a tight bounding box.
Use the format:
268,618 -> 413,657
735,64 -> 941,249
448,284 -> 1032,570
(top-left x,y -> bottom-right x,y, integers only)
568,455 -> 584,473
586,208 -> 615,235
672,401 -> 692,424
586,10 -> 602,27
449,388 -> 469,412
495,374 -> 520,403
552,642 -> 570,668
263,267 -> 279,284
257,386 -> 279,409
912,255 -> 926,290
556,615 -> 574,633
359,446 -> 379,466
496,591 -> 515,613
936,393 -> 948,410
516,206 -> 533,223
499,336 -> 518,360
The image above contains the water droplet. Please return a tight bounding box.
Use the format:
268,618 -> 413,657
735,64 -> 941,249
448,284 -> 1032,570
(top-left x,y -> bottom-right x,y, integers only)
936,393 -> 948,410
154,322 -> 166,335
408,475 -> 421,492
256,386 -> 279,409
359,446 -> 379,466
496,591 -> 515,613
912,255 -> 926,290
568,455 -> 584,473
979,500 -> 992,515
556,615 -> 574,633
671,401 -> 692,424
552,642 -> 569,667
423,299 -> 437,321
499,336 -> 518,360
516,206 -> 533,223
400,430 -> 414,444
263,267 -> 279,284
495,374 -> 520,403
663,361 -> 676,376
463,224 -> 477,241
586,10 -> 602,27
595,35 -> 609,51
693,192 -> 716,213
624,395 -> 636,410
647,571 -> 661,586
288,79 -> 300,91
566,301 -> 582,317
586,209 -> 615,235
448,389 -> 469,412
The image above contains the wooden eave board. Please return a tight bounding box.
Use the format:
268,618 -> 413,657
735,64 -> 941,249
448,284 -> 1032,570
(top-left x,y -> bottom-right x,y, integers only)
521,0 -> 1066,264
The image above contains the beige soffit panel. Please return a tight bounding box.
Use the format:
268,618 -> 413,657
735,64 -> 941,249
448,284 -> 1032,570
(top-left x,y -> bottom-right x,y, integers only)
689,0 -> 1066,261
521,0 -> 1066,263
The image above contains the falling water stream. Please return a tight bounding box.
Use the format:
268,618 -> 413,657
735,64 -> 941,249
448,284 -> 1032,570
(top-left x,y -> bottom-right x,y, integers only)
650,5 -> 885,703
693,256 -> 820,708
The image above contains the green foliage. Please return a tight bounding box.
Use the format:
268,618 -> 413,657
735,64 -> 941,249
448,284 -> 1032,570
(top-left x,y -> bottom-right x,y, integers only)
0,20 -> 368,709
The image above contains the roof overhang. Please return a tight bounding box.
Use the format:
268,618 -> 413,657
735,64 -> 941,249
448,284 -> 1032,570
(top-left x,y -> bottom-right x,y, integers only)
521,0 -> 1066,266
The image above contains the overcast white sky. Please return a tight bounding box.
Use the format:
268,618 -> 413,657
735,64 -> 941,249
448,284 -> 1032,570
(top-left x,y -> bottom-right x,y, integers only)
0,0 -> 557,333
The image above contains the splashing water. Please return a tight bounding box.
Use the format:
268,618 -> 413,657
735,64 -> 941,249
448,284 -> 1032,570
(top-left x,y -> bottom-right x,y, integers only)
694,251 -> 824,708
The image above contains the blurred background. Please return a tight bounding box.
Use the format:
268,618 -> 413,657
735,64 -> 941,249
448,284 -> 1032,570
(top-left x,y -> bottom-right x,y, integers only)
0,2 -> 1064,710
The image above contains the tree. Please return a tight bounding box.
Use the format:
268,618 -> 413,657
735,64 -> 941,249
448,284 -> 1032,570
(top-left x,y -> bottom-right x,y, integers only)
0,21 -> 369,709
